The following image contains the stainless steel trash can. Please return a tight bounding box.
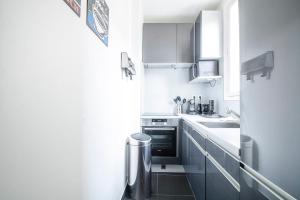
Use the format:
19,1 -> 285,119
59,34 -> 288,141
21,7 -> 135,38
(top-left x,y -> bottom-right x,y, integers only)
128,133 -> 151,200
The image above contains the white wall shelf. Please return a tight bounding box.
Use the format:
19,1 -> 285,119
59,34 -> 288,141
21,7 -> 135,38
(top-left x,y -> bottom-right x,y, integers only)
144,63 -> 193,69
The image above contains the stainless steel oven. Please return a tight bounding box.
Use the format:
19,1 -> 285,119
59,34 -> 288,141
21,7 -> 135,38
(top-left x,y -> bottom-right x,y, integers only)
141,117 -> 180,164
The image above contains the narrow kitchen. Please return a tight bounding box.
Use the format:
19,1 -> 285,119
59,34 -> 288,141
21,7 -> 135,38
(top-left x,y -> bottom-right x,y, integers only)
0,0 -> 299,200
129,0 -> 300,199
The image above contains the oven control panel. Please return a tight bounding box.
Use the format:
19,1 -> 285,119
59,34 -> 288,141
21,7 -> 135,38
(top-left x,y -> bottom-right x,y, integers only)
151,119 -> 167,126
141,118 -> 179,127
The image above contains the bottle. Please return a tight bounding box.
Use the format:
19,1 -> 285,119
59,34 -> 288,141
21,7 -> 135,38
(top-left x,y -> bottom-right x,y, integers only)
197,96 -> 202,114
209,100 -> 214,115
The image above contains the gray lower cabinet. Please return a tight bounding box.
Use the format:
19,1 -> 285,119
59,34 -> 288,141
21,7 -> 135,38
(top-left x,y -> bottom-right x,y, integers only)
188,138 -> 205,200
206,139 -> 240,182
182,128 -> 189,168
182,126 -> 205,200
181,121 -> 240,200
206,158 -> 239,200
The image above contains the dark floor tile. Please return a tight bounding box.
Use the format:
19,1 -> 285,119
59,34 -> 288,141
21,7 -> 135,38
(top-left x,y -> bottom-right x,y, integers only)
157,174 -> 193,196
151,195 -> 195,200
125,194 -> 195,200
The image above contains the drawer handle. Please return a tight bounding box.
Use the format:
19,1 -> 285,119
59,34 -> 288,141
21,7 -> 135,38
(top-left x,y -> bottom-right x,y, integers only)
144,127 -> 176,131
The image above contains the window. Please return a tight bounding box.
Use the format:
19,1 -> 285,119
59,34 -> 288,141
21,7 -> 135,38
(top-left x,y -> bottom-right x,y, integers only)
224,0 -> 240,100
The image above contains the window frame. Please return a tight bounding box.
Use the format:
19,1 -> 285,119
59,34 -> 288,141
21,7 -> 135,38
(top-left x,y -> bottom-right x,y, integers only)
223,0 -> 240,101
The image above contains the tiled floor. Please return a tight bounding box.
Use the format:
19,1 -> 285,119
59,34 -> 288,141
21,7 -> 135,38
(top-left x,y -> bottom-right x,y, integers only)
124,173 -> 195,200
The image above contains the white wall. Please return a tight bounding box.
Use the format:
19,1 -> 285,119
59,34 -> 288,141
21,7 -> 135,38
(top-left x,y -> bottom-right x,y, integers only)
0,0 -> 143,200
240,0 -> 300,198
142,66 -> 239,115
203,80 -> 240,115
143,68 -> 206,114
81,0 -> 143,199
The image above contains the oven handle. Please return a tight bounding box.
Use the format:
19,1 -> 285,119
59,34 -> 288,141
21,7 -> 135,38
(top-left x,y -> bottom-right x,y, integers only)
143,127 -> 176,131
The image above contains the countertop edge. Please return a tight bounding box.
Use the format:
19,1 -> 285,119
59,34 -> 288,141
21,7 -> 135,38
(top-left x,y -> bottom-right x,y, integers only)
182,116 -> 240,159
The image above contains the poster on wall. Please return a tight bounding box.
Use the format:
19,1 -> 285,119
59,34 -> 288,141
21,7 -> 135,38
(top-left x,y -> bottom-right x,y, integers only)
63,0 -> 81,16
86,0 -> 109,47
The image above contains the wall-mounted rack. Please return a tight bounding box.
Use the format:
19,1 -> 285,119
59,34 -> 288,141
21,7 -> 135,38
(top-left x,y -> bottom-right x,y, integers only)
121,52 -> 136,80
241,51 -> 274,81
144,63 -> 193,69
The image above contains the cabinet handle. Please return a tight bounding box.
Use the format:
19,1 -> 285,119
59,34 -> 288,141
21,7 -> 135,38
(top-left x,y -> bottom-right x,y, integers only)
144,127 -> 176,131
184,130 -> 206,156
207,153 -> 240,192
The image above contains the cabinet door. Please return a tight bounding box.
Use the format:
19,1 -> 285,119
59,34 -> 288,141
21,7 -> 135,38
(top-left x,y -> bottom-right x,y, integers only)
189,137 -> 205,200
206,139 -> 239,182
182,130 -> 188,167
194,13 -> 202,62
143,23 -> 177,63
195,11 -> 221,61
176,23 -> 194,63
206,157 -> 239,200
190,129 -> 205,150
200,11 -> 221,59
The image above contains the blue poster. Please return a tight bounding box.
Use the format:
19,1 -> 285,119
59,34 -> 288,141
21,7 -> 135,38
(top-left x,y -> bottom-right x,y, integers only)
87,0 -> 109,46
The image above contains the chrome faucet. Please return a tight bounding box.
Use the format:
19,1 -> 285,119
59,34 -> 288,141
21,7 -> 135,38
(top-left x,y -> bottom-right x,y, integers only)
226,107 -> 240,119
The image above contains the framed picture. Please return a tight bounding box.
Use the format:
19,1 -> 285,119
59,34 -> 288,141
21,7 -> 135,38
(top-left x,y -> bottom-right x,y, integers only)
86,0 -> 110,47
63,0 -> 81,16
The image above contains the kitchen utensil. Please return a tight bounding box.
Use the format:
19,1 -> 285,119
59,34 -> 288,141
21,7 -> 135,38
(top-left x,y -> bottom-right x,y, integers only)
208,100 -> 214,115
202,104 -> 209,115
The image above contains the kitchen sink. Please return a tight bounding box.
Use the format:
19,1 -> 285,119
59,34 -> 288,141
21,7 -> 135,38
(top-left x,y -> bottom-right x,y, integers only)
197,122 -> 240,128
201,114 -> 225,118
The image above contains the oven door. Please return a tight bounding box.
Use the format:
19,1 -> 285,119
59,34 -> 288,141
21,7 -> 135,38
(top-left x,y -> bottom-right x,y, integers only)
143,127 -> 177,157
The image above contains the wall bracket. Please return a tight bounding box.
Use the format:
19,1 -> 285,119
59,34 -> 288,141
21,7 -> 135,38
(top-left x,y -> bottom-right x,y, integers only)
121,52 -> 136,80
241,51 -> 274,81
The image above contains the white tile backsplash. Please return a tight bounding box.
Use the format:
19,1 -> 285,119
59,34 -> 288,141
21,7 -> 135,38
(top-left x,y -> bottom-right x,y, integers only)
143,67 -> 206,114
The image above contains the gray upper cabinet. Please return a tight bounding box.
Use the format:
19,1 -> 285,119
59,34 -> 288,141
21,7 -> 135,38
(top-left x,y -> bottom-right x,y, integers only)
195,11 -> 221,61
176,23 -> 194,63
143,23 -> 177,63
143,23 -> 194,64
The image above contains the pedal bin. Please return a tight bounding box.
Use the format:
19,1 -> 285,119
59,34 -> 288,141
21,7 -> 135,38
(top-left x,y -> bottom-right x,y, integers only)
128,133 -> 152,199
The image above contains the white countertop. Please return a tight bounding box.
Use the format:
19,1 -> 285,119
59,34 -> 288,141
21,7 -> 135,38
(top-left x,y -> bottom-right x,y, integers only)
181,114 -> 240,158
141,113 -> 240,158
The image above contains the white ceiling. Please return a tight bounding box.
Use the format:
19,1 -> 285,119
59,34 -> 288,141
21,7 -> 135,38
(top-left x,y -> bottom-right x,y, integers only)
143,0 -> 222,22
